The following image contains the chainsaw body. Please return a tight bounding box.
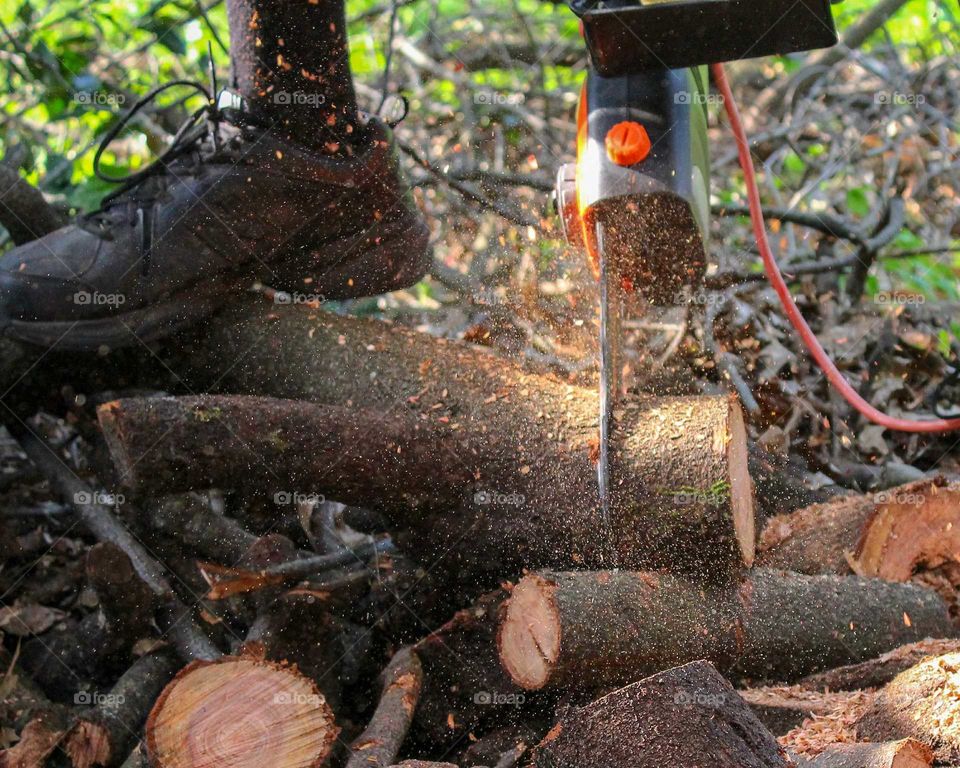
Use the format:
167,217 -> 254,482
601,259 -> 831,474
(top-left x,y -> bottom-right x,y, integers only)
556,66 -> 710,304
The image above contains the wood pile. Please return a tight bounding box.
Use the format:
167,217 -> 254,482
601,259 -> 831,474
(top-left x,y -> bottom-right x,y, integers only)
2,299 -> 960,767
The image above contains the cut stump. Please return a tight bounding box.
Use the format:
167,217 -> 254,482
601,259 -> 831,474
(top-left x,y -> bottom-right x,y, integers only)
146,654 -> 338,768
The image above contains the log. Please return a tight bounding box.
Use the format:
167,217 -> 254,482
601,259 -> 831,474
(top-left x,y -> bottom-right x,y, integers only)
497,569 -> 953,690
146,653 -> 338,768
63,651 -> 182,768
803,739 -> 932,768
412,590 -> 535,748
529,660 -> 789,768
798,638 -> 960,691
856,652 -> 960,762
95,296 -> 756,582
758,478 -> 960,580
346,647 -> 424,768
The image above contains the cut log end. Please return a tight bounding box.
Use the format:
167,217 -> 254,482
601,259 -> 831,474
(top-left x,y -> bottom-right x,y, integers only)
857,482 -> 960,580
146,655 -> 338,768
497,575 -> 560,690
727,399 -> 756,568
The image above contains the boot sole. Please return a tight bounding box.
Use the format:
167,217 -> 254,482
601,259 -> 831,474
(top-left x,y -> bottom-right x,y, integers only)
2,216 -> 430,351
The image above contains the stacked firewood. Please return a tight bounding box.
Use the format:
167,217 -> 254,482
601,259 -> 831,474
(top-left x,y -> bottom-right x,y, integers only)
2,297 -> 960,768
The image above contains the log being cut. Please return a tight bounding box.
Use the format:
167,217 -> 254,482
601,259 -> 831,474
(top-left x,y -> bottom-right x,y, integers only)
497,569 -> 953,689
758,477 -> 960,580
98,339 -> 755,583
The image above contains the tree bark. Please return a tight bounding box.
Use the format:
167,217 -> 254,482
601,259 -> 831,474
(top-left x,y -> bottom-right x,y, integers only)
802,739 -> 932,768
758,478 -> 960,580
497,569 -> 953,690
0,164 -> 66,245
346,647 -> 424,768
98,386 -> 754,584
530,660 -> 789,768
146,652 -> 339,768
856,652 -> 960,763
63,651 -> 182,768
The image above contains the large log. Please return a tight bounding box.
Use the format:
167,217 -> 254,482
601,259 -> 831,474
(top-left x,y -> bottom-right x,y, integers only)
497,569 -> 954,690
145,653 -> 338,768
97,385 -> 755,582
758,478 -> 960,580
529,660 -> 790,768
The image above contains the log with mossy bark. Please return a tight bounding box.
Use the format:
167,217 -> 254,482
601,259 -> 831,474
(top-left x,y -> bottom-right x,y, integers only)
97,384 -> 755,583
758,478 -> 960,580
496,569 -> 954,690
530,660 -> 790,768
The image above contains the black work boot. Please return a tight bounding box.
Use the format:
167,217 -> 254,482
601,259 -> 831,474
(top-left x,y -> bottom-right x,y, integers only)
0,98 -> 429,349
0,0 -> 430,350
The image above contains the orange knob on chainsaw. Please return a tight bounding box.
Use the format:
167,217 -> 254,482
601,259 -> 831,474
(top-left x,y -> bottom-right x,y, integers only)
605,121 -> 650,166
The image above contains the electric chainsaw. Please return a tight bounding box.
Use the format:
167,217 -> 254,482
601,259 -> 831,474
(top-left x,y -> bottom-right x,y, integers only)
555,0 -> 839,526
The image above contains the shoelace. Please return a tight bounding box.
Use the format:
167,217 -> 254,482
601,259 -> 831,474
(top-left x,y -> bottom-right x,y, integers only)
79,78 -> 256,274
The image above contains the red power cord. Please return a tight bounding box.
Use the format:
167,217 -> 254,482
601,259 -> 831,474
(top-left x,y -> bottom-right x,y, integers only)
711,62 -> 960,433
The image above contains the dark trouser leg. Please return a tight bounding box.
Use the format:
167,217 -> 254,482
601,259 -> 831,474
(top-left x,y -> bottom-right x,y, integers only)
226,0 -> 360,153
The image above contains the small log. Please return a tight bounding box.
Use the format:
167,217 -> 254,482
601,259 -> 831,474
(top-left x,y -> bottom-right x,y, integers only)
146,653 -> 338,768
146,493 -> 258,564
346,648 -> 423,768
530,660 -> 789,768
856,652 -> 960,762
497,569 -> 953,690
97,297 -> 757,584
758,478 -> 960,580
63,651 -> 182,768
413,590 -> 533,748
798,638 -> 960,691
803,739 -> 932,768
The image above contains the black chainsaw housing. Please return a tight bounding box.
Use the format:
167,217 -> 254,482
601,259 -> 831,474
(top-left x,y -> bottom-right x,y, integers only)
570,0 -> 838,76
